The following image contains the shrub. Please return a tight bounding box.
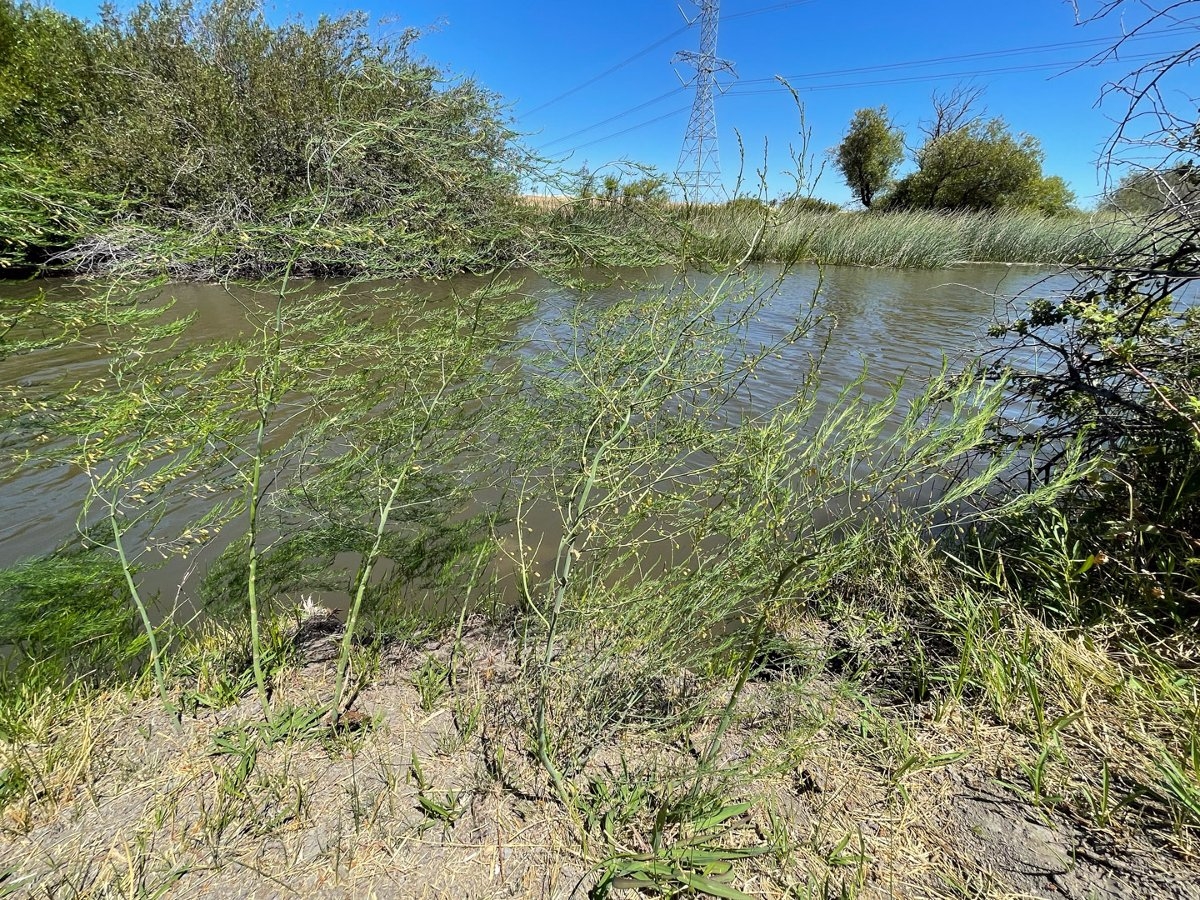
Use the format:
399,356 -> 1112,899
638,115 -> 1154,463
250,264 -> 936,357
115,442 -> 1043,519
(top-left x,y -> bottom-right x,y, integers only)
1100,165 -> 1200,215
777,195 -> 841,214
984,8 -> 1200,630
75,1 -> 509,217
0,150 -> 116,270
0,0 -> 103,155
1,0 -> 530,278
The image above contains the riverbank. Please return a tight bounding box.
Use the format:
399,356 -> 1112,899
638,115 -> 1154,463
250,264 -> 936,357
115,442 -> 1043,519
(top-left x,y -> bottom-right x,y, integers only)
5,150 -> 1139,281
3,594 -> 1197,899
8,199 -> 1134,283
2,269 -> 1197,898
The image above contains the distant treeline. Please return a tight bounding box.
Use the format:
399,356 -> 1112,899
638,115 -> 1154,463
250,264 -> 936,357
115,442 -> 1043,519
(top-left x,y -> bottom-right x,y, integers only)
4,0 -> 1181,280
832,89 -> 1077,214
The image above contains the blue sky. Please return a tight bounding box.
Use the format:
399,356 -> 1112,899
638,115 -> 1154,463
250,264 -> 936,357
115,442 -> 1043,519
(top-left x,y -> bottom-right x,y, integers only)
53,0 -> 1188,207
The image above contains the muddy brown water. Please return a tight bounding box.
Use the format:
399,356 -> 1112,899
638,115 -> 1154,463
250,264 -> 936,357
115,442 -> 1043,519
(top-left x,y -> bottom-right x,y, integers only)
0,264 -> 1074,619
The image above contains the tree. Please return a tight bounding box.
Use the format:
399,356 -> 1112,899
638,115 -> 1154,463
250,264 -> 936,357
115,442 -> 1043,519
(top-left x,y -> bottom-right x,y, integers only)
1100,164 -> 1199,215
621,174 -> 668,204
886,117 -> 1046,211
590,167 -> 669,205
1016,174 -> 1077,216
919,84 -> 985,142
0,0 -> 104,156
834,106 -> 904,209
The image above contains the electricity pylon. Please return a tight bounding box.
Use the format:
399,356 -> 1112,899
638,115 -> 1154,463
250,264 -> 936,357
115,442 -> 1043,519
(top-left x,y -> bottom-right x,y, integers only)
674,0 -> 735,204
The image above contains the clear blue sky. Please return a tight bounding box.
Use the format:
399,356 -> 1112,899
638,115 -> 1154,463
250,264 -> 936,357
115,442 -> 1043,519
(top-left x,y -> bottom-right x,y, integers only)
52,0 -> 1186,207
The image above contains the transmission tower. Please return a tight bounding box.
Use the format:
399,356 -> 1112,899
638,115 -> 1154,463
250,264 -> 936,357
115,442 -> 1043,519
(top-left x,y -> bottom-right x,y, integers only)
674,1 -> 735,204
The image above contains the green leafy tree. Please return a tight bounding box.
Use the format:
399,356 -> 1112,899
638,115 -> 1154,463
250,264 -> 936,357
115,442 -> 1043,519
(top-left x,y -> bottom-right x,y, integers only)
0,0 -> 104,156
834,106 -> 904,209
621,174 -> 668,204
592,167 -> 668,205
1015,174 -> 1077,216
1101,164 -> 1199,215
887,118 -> 1046,212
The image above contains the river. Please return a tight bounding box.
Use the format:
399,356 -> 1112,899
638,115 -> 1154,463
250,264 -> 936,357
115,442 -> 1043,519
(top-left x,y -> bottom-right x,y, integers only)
0,263 -> 1074,612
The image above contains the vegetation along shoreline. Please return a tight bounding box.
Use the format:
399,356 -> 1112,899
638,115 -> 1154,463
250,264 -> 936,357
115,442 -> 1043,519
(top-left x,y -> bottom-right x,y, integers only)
1,0 -> 1198,898
0,0 -> 1151,283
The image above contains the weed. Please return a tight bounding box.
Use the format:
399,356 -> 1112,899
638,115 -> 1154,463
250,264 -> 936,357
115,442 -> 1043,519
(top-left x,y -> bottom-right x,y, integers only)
435,695 -> 484,755
591,797 -> 769,900
410,751 -> 464,832
413,654 -> 450,713
688,206 -> 1136,269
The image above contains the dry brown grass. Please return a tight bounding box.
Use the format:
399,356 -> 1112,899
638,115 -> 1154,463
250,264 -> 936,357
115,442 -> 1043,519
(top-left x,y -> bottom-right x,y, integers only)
519,195 -> 574,213
2,613 -> 1196,899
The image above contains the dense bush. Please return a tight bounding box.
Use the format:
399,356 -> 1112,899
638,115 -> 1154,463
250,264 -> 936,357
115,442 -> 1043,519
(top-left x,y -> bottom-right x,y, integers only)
777,195 -> 841,214
0,150 -> 121,271
983,6 -> 1200,631
0,1 -> 101,154
0,0 -> 530,278
883,118 -> 1074,213
1100,164 -> 1200,215
77,2 -> 507,216
988,233 -> 1200,629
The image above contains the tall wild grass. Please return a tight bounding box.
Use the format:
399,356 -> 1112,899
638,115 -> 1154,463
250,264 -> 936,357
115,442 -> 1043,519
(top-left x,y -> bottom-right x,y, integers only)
689,206 -> 1139,268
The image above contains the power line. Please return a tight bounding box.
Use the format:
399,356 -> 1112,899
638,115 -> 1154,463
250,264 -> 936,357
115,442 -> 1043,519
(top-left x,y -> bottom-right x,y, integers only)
569,106 -> 693,153
537,86 -> 690,150
554,51 -> 1166,157
526,3 -> 1162,146
543,4 -> 1167,159
725,50 -> 1169,97
723,0 -> 820,20
734,28 -> 1174,87
551,39 -> 1168,153
538,28 -> 1162,158
521,0 -> 821,117
522,25 -> 689,116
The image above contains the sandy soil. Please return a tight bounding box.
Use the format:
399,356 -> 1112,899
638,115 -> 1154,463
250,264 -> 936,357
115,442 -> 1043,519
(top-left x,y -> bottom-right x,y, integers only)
1,620 -> 1196,899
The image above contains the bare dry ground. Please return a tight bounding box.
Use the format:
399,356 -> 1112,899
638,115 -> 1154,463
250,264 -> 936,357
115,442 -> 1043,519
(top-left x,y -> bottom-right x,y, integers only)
2,618 -> 1197,899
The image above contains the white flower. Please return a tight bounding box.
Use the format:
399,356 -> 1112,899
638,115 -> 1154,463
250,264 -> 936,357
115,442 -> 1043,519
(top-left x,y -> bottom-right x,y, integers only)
298,594 -> 334,621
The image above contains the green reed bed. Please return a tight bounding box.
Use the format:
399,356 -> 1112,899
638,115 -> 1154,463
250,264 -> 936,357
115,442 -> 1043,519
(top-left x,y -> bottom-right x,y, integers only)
689,206 -> 1139,268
